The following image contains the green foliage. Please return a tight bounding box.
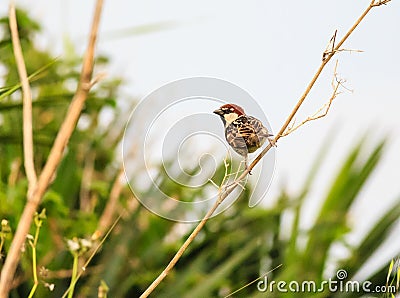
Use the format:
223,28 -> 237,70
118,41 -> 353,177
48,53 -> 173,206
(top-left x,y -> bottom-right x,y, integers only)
0,8 -> 128,297
0,8 -> 398,298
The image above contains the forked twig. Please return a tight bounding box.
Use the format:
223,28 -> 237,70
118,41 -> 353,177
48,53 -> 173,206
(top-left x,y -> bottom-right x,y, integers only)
281,60 -> 346,137
371,0 -> 391,7
208,157 -> 247,192
139,1 -> 392,297
0,1 -> 104,296
322,30 -> 364,61
322,30 -> 337,61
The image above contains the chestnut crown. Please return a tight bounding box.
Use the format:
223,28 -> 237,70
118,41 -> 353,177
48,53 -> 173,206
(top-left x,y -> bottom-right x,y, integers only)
213,104 -> 245,124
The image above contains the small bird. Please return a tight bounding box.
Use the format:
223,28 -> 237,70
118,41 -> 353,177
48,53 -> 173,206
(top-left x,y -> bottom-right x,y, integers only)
214,103 -> 273,171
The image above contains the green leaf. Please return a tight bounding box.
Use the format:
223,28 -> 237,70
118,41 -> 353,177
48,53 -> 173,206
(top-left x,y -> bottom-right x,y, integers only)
340,198 -> 400,279
303,138 -> 386,280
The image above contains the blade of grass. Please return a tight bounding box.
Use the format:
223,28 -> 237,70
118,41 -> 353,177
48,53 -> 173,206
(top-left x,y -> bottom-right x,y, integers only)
0,58 -> 59,101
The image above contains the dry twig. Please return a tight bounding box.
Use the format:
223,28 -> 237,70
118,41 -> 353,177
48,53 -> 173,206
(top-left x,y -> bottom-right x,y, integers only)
281,60 -> 347,137
322,30 -> 337,61
9,4 -> 37,193
322,30 -> 363,62
139,1 -> 392,297
0,1 -> 104,296
371,0 -> 391,6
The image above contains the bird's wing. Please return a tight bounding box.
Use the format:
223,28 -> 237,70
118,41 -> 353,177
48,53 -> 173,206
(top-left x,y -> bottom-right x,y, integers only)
246,116 -> 272,138
226,124 -> 247,149
226,116 -> 272,153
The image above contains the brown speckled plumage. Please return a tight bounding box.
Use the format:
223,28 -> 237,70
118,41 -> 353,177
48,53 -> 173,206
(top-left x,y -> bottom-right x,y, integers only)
225,115 -> 271,156
214,104 -> 272,159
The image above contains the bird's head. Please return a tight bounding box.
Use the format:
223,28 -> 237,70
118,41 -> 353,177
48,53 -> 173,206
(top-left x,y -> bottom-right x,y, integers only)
213,104 -> 245,125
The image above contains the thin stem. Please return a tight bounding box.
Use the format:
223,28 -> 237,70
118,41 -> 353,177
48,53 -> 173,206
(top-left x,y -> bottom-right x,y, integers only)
0,58 -> 59,102
61,215 -> 122,298
0,0 -> 104,296
140,1 -> 390,297
281,61 -> 342,137
27,216 -> 42,298
27,245 -> 38,298
27,283 -> 37,298
139,193 -> 227,298
67,253 -> 79,298
248,0 -> 377,174
8,3 -> 37,190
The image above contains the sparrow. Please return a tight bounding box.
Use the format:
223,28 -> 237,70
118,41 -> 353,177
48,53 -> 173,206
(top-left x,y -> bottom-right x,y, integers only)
214,103 -> 273,171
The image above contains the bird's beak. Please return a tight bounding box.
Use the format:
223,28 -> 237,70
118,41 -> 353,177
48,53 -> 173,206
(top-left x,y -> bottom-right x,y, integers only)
213,108 -> 223,116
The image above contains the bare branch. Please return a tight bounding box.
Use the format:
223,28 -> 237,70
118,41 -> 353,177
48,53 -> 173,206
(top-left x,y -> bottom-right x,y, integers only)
9,4 -> 37,191
0,0 -> 104,295
323,31 -> 363,62
89,72 -> 107,89
281,61 -> 346,137
334,48 -> 364,55
139,191 -> 226,298
371,0 -> 392,7
139,1 -> 392,297
322,30 -> 337,61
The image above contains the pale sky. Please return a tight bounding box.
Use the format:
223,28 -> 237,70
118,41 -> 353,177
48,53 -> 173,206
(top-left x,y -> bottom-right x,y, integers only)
4,0 -> 400,279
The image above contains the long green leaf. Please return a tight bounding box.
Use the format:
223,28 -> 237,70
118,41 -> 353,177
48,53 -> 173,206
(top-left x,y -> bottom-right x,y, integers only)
341,198 -> 400,279
0,58 -> 59,101
304,138 -> 386,280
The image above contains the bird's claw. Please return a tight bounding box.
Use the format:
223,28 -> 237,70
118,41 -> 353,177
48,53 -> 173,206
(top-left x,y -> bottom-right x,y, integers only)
268,137 -> 277,147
